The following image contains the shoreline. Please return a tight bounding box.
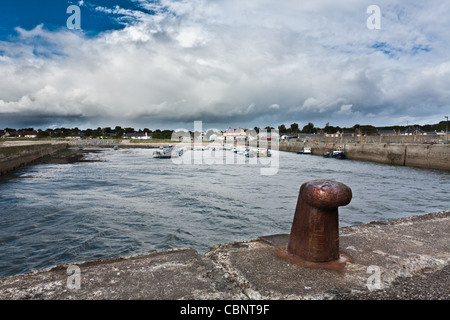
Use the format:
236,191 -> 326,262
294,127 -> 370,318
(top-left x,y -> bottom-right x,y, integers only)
0,145 -> 105,177
33,147 -> 104,165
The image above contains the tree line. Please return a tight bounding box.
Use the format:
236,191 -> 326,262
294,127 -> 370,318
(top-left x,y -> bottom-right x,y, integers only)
273,121 -> 448,135
1,126 -> 174,139
2,120 -> 447,139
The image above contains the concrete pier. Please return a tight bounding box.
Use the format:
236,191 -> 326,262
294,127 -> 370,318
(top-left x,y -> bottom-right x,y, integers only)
280,142 -> 450,171
0,142 -> 67,176
0,210 -> 448,300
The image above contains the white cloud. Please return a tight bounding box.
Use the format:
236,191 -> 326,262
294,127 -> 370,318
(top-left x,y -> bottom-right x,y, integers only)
338,104 -> 353,115
0,0 -> 450,129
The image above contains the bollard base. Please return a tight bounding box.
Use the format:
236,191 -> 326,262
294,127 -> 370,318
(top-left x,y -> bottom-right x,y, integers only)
277,248 -> 351,272
258,234 -> 351,271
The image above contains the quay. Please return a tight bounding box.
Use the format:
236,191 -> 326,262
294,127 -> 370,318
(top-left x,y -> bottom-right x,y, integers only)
280,142 -> 450,171
0,141 -> 67,176
0,210 -> 448,300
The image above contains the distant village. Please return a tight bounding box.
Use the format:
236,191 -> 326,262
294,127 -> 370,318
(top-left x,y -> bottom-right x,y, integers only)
0,121 -> 448,141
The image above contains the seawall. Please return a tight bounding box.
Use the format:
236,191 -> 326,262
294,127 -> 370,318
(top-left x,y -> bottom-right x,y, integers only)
280,142 -> 450,171
0,142 -> 67,176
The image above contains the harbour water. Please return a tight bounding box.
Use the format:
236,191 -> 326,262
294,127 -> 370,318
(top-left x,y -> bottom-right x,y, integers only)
0,147 -> 449,277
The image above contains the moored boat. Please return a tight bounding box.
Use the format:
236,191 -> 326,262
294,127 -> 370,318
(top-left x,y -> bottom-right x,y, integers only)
323,146 -> 345,159
332,146 -> 345,159
244,148 -> 272,157
297,147 -> 311,154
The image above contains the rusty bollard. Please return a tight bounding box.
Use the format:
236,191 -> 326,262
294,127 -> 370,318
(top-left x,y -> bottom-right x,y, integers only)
280,179 -> 352,269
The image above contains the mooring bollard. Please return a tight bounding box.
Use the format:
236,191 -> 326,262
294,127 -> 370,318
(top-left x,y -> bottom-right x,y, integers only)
284,179 -> 352,267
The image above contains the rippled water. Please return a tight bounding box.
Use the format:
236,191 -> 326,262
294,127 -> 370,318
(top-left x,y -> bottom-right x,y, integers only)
0,147 -> 449,277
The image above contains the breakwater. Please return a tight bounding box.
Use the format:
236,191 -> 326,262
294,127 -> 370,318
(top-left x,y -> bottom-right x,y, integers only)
0,143 -> 67,176
280,142 -> 450,171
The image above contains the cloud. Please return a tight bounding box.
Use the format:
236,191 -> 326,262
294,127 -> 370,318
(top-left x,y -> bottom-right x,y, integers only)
338,104 -> 353,115
0,0 -> 449,129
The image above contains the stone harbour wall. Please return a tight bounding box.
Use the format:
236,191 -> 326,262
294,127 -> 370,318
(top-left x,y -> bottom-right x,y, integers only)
0,143 -> 67,176
280,142 -> 450,171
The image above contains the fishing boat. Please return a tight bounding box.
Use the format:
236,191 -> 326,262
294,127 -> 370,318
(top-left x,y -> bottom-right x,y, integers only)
323,146 -> 345,159
331,146 -> 345,159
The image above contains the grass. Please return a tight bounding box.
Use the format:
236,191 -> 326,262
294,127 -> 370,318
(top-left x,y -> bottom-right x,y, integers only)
128,138 -> 181,143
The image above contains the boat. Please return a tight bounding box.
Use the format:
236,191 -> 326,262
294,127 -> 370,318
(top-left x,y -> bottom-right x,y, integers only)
113,145 -> 118,150
244,148 -> 272,158
244,149 -> 256,158
332,146 -> 346,159
258,148 -> 271,157
298,147 -> 311,154
323,146 -> 345,159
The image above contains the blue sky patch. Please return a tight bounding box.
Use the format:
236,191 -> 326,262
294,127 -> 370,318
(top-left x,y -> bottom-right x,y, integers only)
0,0 -> 151,40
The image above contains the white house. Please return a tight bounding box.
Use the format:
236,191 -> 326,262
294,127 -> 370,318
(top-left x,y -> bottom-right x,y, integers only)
123,132 -> 152,139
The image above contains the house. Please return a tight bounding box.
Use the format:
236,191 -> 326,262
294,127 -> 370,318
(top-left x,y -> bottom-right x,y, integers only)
16,130 -> 38,138
122,132 -> 152,139
401,127 -> 425,135
223,128 -> 247,141
257,131 -> 280,141
0,130 -> 8,138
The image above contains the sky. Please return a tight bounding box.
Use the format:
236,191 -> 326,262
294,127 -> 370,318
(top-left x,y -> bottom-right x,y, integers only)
0,0 -> 449,131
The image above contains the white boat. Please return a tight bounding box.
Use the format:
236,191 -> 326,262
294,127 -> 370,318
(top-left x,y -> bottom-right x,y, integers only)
297,147 -> 311,154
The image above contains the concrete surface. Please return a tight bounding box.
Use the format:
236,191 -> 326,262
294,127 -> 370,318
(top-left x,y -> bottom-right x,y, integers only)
0,210 -> 448,300
279,142 -> 450,171
0,143 -> 67,176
